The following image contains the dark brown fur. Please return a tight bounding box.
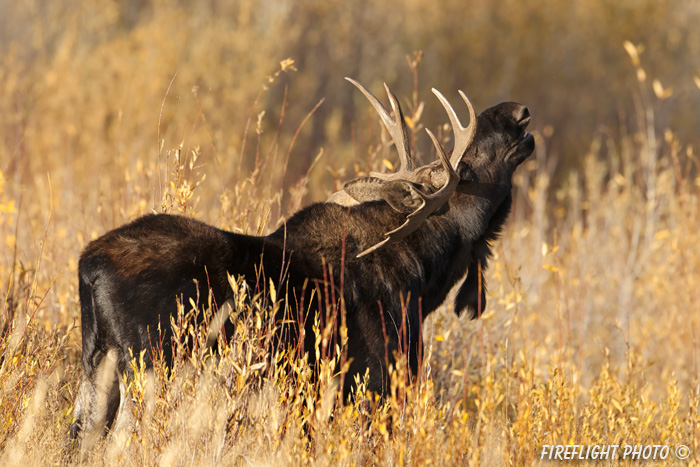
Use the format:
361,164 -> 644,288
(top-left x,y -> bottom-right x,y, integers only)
70,101 -> 534,439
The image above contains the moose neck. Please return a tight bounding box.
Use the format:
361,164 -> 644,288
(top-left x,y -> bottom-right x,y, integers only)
450,181 -> 512,235
265,180 -> 510,320
394,180 -> 512,316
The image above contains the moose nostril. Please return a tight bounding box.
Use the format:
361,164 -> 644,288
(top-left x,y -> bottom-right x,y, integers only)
516,106 -> 530,127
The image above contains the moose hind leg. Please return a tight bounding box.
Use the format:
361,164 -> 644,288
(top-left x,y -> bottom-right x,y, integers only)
70,349 -> 120,443
70,374 -> 93,440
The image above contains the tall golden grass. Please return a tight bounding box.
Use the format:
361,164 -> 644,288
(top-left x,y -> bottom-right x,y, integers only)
1,0 -> 699,465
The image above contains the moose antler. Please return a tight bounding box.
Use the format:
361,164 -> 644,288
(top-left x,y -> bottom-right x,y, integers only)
345,77 -> 414,177
357,129 -> 459,257
431,88 -> 477,167
345,80 -> 478,257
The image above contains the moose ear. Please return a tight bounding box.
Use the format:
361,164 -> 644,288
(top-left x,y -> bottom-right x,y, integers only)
343,177 -> 388,203
343,177 -> 424,214
380,180 -> 425,213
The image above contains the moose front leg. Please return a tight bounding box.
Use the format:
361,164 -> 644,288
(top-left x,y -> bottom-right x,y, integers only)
454,258 -> 487,319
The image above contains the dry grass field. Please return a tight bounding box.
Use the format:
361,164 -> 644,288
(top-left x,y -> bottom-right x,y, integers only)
1,0 -> 700,465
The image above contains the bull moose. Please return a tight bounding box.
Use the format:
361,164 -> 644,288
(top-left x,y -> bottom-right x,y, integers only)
70,78 -> 534,439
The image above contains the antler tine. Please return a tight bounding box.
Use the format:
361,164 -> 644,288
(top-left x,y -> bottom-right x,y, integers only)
346,77 -> 413,173
431,88 -> 477,168
357,128 -> 459,258
382,83 -> 413,171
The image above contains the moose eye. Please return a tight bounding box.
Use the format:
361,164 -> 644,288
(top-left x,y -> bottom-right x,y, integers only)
458,162 -> 475,181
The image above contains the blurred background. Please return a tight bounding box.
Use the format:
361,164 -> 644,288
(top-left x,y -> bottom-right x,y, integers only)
2,0 -> 699,352
2,0 -> 700,367
2,0 -> 698,206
